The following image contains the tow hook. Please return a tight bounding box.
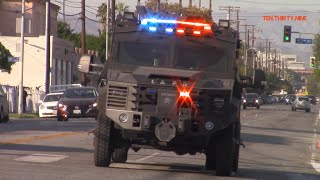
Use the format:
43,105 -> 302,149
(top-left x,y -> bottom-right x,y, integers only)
234,138 -> 245,148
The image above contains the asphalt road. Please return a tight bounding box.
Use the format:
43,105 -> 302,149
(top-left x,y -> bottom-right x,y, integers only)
0,104 -> 320,180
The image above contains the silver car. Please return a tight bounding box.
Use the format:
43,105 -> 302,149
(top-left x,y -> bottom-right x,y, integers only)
291,95 -> 311,112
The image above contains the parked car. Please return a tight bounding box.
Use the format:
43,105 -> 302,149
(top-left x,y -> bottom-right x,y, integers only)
242,93 -> 261,109
308,95 -> 317,105
38,92 -> 63,118
285,94 -> 295,105
261,95 -> 273,104
291,95 -> 311,112
57,86 -> 99,121
0,86 -> 9,123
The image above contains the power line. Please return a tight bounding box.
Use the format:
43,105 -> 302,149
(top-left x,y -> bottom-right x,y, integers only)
235,0 -> 320,6
85,16 -> 102,23
58,11 -> 81,16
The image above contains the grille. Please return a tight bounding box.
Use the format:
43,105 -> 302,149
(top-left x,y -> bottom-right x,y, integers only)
107,85 -> 128,109
46,106 -> 57,110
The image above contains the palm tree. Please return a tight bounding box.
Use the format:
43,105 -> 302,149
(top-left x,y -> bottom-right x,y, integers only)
96,3 -> 108,32
115,2 -> 129,15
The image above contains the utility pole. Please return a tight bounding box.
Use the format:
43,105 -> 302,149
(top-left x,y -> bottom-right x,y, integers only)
209,0 -> 212,11
219,6 -> 240,20
106,0 -> 110,61
45,0 -> 51,94
251,25 -> 255,75
63,0 -> 65,22
18,0 -> 25,114
179,0 -> 182,7
137,0 -> 140,6
244,24 -> 248,76
81,0 -> 86,86
189,0 -> 192,7
199,0 -> 201,8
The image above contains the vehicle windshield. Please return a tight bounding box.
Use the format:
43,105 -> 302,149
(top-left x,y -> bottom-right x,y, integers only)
64,88 -> 98,98
43,94 -> 62,102
117,39 -> 230,72
244,93 -> 258,98
298,97 -> 309,101
118,41 -> 170,67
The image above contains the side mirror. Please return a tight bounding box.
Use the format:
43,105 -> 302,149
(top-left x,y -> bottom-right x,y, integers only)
253,69 -> 267,90
39,100 -> 43,104
78,55 -> 94,74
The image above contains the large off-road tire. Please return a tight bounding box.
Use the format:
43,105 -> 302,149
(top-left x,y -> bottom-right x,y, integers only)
205,136 -> 216,170
112,148 -> 128,163
233,121 -> 241,172
94,112 -> 113,167
215,123 -> 235,176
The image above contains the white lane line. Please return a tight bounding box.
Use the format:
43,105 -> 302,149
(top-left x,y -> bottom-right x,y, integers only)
15,154 -> 68,163
135,153 -> 159,162
315,117 -> 319,126
311,159 -> 320,173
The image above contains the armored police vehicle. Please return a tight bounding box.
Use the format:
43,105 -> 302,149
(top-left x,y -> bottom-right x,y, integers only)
78,8 -> 266,176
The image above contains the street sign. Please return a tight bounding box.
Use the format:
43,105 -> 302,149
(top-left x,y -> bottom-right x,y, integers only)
8,57 -> 19,62
295,38 -> 313,44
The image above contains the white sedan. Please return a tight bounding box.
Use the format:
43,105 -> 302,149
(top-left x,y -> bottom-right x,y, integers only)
39,92 -> 63,118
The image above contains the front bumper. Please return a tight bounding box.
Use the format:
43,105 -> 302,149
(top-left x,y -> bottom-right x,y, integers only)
58,106 -> 98,118
39,108 -> 58,117
106,105 -> 236,138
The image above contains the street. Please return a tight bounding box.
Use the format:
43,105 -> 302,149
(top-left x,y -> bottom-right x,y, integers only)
0,104 -> 320,180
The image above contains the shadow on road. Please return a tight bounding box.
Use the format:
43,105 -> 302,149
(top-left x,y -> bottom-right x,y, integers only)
0,144 -> 93,153
241,133 -> 289,145
111,161 -> 319,180
0,119 -> 96,133
238,168 -> 320,180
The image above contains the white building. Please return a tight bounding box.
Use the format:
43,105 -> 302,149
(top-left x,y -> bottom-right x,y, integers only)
281,54 -> 305,70
0,36 -> 79,91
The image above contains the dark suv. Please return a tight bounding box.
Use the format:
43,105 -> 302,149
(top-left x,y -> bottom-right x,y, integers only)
242,93 -> 261,109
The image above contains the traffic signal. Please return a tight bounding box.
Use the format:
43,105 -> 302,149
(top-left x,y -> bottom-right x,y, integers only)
283,26 -> 292,42
310,57 -> 316,68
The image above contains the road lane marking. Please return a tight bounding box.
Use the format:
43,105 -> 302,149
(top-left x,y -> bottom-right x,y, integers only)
0,132 -> 83,145
15,154 -> 68,163
311,159 -> 320,173
315,117 -> 319,126
135,153 -> 159,162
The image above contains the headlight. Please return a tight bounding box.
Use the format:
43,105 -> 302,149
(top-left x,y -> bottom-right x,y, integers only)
255,99 -> 259,103
243,99 -> 246,103
58,103 -> 67,109
119,113 -> 128,123
92,103 -> 97,107
39,104 -> 45,109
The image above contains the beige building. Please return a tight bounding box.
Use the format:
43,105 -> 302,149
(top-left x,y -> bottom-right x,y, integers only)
0,35 -> 80,91
0,0 -> 59,37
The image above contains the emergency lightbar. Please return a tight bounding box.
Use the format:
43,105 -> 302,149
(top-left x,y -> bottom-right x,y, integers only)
140,17 -> 213,36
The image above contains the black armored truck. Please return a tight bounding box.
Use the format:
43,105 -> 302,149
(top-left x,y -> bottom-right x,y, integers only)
78,8 -> 266,176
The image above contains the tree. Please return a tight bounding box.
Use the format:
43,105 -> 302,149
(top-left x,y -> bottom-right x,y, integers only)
145,1 -> 212,21
0,42 -> 14,73
97,3 -> 108,33
57,21 -> 81,47
116,2 -> 129,14
306,33 -> 320,96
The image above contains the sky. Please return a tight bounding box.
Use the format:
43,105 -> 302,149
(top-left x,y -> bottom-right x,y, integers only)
54,0 -> 320,62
